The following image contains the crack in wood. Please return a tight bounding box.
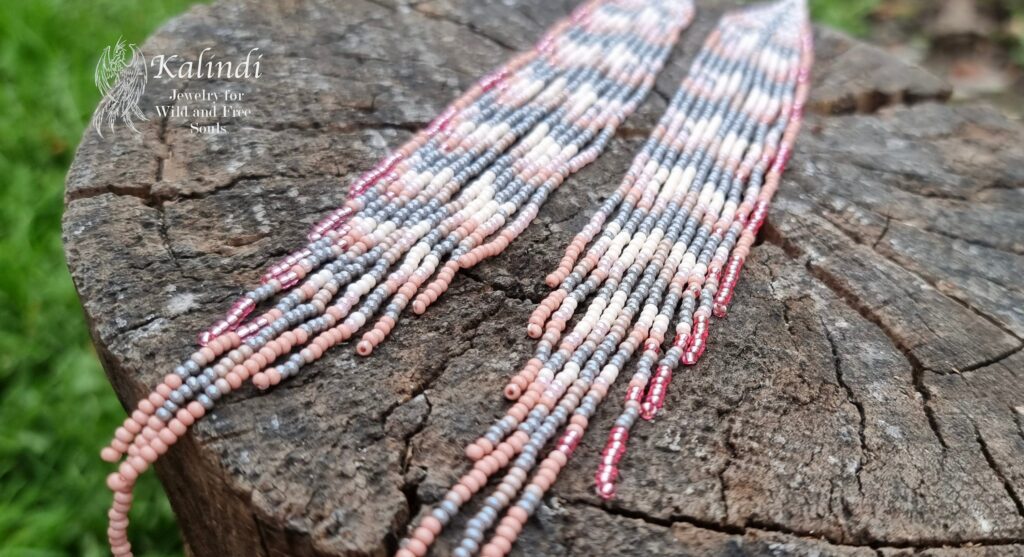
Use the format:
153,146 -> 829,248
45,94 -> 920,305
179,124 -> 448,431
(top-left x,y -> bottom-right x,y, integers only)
363,0 -> 519,53
565,496 -> 1024,550
923,222 -> 1024,257
953,343 -> 1024,375
786,182 -> 1023,344
253,510 -> 273,557
761,221 -> 951,450
820,318 -> 867,500
973,421 -> 1024,520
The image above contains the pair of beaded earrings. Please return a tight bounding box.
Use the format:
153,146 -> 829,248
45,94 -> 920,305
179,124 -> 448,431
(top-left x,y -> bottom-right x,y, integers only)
99,0 -> 811,555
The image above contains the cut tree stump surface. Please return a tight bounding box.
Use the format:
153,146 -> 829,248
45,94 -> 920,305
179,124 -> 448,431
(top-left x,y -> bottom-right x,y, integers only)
63,0 -> 1024,555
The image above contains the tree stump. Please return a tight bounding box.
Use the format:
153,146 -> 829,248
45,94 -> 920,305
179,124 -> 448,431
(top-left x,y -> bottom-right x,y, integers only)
63,0 -> 1024,555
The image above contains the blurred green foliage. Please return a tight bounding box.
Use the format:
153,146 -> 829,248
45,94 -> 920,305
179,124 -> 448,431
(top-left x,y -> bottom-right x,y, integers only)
0,2 -> 201,556
1010,9 -> 1024,66
809,0 -> 882,36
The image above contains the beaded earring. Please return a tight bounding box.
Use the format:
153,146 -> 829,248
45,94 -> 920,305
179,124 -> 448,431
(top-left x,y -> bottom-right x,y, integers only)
98,1 -> 695,555
397,1 -> 813,556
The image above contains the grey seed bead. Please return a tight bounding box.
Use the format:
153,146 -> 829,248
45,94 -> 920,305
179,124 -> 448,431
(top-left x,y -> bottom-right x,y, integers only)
205,384 -> 222,401
520,496 -> 537,513
439,500 -> 458,517
464,527 -> 483,543
431,507 -> 450,526
169,390 -> 185,405
155,408 -> 172,422
197,394 -> 214,410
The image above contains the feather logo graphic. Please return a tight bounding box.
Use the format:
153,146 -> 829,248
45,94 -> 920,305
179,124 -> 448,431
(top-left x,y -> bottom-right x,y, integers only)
92,38 -> 148,137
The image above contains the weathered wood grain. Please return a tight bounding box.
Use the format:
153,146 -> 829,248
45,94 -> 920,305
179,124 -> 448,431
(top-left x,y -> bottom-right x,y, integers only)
63,0 -> 1024,555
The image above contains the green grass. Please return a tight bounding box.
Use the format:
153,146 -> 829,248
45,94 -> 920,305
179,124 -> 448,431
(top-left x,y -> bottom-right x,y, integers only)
809,0 -> 880,37
0,2 -> 202,555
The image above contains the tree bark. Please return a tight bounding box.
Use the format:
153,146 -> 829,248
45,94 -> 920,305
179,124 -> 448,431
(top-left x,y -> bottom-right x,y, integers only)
63,0 -> 1024,555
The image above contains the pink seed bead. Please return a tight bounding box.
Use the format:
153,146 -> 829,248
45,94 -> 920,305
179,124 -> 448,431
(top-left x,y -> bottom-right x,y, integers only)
453,483 -> 472,503
157,428 -> 177,445
413,527 -> 435,546
127,456 -> 147,474
106,473 -> 129,492
481,545 -> 504,557
118,462 -> 139,482
167,419 -> 187,436
465,443 -> 484,461
405,538 -> 428,556
176,409 -> 195,426
100,447 -> 121,463
492,536 -> 513,554
508,506 -> 528,523
150,438 -> 169,454
420,515 -> 442,535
